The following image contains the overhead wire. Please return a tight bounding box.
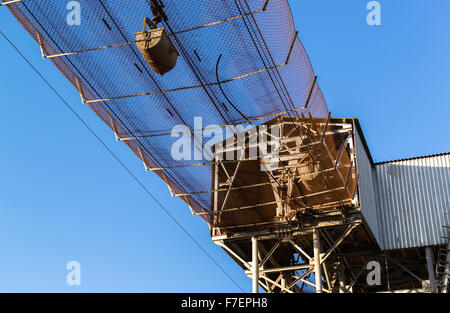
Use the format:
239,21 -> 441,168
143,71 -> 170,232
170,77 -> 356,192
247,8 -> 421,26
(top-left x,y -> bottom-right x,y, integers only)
0,27 -> 246,293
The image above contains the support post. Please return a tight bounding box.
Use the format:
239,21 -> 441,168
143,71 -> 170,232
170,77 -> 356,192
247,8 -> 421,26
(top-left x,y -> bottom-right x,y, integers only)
252,237 -> 259,293
425,247 -> 437,293
339,265 -> 346,293
213,160 -> 219,227
313,229 -> 322,293
281,275 -> 287,292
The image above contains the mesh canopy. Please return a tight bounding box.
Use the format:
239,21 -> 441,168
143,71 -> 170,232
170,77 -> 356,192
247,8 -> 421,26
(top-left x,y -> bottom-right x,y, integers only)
5,0 -> 329,224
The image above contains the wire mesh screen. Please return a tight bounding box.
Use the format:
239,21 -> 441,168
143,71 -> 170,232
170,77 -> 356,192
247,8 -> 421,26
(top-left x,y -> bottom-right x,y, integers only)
5,0 -> 329,224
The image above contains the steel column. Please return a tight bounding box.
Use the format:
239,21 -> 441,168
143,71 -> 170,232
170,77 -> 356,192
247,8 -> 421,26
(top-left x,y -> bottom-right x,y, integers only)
425,247 -> 437,293
252,237 -> 259,293
339,265 -> 346,293
444,239 -> 450,293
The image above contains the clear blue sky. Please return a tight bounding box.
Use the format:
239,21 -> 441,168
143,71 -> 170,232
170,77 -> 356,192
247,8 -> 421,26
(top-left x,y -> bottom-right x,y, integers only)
0,1 -> 449,292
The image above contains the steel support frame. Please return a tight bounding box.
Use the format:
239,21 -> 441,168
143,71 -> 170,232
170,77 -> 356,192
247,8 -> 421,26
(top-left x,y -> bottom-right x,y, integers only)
77,62 -> 289,104
214,219 -> 361,293
313,228 -> 322,293
212,210 -> 361,238
209,117 -> 362,293
217,239 -> 309,293
216,239 -> 292,293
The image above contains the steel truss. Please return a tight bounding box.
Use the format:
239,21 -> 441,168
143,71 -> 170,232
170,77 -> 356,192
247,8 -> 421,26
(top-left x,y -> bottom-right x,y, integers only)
213,213 -> 362,293
209,117 -> 438,293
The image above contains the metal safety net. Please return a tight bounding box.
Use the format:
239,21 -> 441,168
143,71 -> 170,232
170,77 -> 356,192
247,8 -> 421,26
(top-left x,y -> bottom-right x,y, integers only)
4,0 -> 329,224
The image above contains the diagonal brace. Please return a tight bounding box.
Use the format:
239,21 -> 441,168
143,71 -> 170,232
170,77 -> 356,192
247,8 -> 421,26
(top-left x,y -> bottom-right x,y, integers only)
321,223 -> 359,264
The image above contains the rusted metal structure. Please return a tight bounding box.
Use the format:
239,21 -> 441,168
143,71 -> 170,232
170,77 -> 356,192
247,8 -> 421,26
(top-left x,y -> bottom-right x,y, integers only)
211,117 -> 449,293
2,0 -> 329,220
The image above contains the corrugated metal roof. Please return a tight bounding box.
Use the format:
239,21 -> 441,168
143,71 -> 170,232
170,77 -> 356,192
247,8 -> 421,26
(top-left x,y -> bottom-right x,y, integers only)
375,152 -> 450,166
374,154 -> 450,250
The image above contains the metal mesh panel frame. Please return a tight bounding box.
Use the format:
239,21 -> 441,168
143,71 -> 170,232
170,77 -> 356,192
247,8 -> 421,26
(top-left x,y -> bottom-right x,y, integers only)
4,0 -> 329,225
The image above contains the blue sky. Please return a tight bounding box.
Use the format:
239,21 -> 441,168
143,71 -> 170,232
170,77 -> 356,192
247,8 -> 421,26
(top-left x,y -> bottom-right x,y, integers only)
0,1 -> 449,292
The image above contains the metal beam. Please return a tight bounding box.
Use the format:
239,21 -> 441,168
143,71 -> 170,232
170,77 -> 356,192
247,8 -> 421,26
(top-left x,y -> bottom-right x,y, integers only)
258,275 -> 294,293
218,161 -> 242,215
321,112 -> 332,143
387,257 -> 423,282
290,240 -> 313,263
211,186 -> 347,214
294,276 -> 329,293
321,224 -> 359,264
425,247 -> 437,293
323,262 -> 332,292
259,241 -> 280,268
212,216 -> 362,236
252,237 -> 259,293
443,236 -> 450,293
339,265 -> 346,293
245,263 -> 312,275
215,241 -> 251,270
83,63 -> 287,104
146,147 -> 340,172
285,31 -> 298,64
288,268 -> 313,289
117,105 -> 311,141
